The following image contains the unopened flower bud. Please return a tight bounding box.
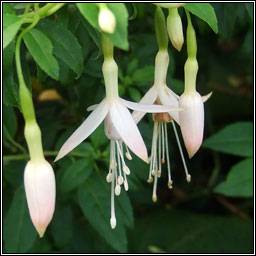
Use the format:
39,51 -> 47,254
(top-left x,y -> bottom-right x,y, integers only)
24,159 -> 56,237
98,7 -> 116,34
167,8 -> 184,51
179,91 -> 204,158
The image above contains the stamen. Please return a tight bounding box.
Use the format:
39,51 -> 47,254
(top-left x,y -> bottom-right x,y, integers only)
123,165 -> 130,175
125,144 -> 132,160
158,123 -> 162,178
152,171 -> 158,203
106,172 -> 112,183
115,184 -> 121,196
110,172 -> 116,229
171,121 -> 191,183
164,122 -> 173,188
118,175 -> 124,185
149,122 -> 158,182
161,123 -> 165,164
124,180 -> 129,191
115,141 -> 123,180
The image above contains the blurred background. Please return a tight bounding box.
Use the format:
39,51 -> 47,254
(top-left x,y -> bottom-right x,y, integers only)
3,3 -> 254,253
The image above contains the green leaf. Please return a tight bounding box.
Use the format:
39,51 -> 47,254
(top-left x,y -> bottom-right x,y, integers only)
90,123 -> 108,148
105,3 -> 129,50
37,19 -> 84,78
203,122 -> 253,157
3,70 -> 20,108
130,209 -> 253,253
245,3 -> 253,22
3,14 -> 25,49
50,205 -> 73,248
184,3 -> 218,34
3,3 -> 15,15
132,66 -> 154,84
3,39 -> 15,73
77,3 -> 129,50
77,171 -> 131,252
59,159 -> 93,192
128,87 -> 141,102
3,105 -> 17,140
3,186 -> 37,253
23,29 -> 59,80
214,158 -> 253,197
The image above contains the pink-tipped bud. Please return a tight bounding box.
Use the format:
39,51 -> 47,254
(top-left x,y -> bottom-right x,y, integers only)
98,7 -> 116,34
179,91 -> 204,158
24,159 -> 56,237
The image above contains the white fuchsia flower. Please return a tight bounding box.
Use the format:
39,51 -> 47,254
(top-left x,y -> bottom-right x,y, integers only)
55,36 -> 178,228
133,50 -> 191,202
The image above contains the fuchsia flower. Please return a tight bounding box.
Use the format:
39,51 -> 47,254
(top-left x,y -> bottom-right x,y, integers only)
133,50 -> 190,201
55,56 -> 177,228
24,159 -> 56,237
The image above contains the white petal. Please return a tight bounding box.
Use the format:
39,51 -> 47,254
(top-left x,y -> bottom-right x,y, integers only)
109,101 -> 149,163
55,99 -> 109,161
202,92 -> 213,103
131,87 -> 158,124
123,98 -> 178,112
158,86 -> 180,124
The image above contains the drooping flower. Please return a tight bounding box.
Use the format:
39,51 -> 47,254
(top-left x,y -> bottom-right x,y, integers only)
132,50 -> 190,202
179,11 -> 212,158
24,159 -> 56,237
55,35 -> 178,228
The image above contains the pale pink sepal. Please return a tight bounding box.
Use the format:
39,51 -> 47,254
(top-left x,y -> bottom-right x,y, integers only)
158,86 -> 180,124
131,87 -> 158,124
179,91 -> 204,158
55,99 -> 109,161
202,92 -> 212,103
24,159 -> 56,237
109,101 -> 149,163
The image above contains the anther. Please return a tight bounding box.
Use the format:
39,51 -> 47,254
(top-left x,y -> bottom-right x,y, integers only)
115,184 -> 121,196
118,175 -> 124,185
106,173 -> 112,183
123,165 -> 130,175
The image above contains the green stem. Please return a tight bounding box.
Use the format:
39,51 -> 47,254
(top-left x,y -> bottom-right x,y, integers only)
155,6 -> 168,51
185,10 -> 197,59
24,4 -> 32,14
45,3 -> 66,16
102,34 -> 113,60
15,15 -> 40,122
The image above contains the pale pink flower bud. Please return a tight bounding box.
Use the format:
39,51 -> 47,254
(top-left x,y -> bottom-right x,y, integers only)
24,159 -> 56,237
179,91 -> 204,158
167,8 -> 184,51
98,7 -> 116,34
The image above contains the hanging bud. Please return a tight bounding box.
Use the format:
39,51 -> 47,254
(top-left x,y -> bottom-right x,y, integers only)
167,8 -> 184,51
154,3 -> 185,8
179,11 -> 212,158
98,6 -> 116,34
24,159 -> 56,237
